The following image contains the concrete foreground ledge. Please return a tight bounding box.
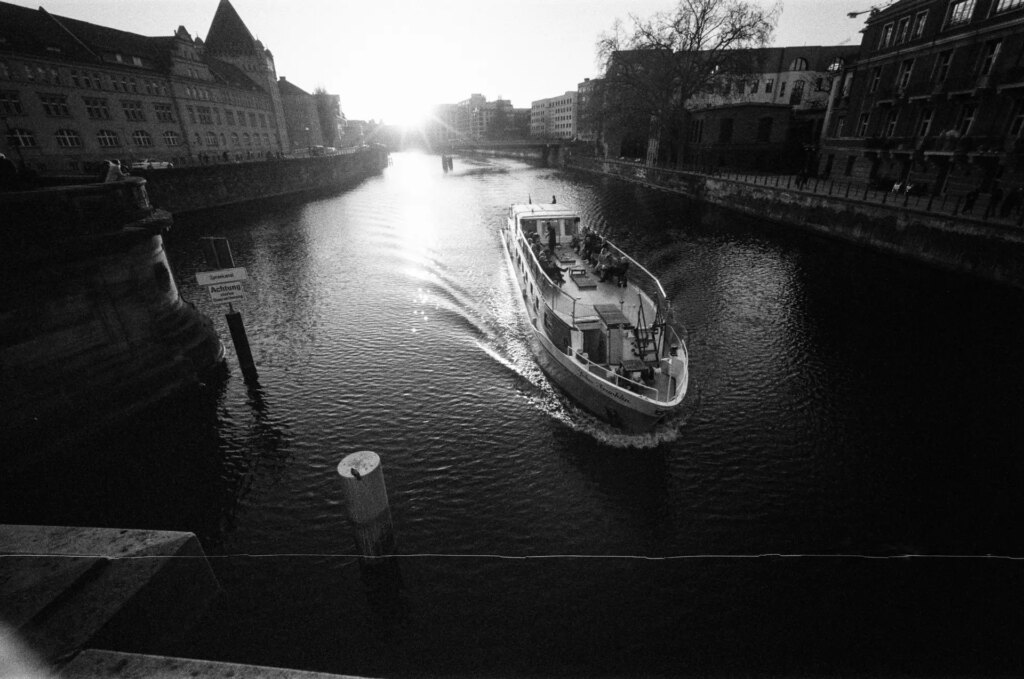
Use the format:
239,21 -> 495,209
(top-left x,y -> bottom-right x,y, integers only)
60,650 -> 372,679
0,525 -> 220,666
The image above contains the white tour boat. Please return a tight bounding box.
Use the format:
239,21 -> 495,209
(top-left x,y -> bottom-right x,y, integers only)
501,199 -> 689,432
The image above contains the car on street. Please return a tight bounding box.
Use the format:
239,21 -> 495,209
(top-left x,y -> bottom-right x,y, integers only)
131,159 -> 174,170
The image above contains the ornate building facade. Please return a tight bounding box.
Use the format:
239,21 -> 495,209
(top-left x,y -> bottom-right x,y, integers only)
818,0 -> 1024,195
0,0 -> 337,174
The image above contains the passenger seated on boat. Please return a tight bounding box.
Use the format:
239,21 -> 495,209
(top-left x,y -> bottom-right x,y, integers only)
608,259 -> 629,287
581,232 -> 600,262
547,223 -> 557,252
538,249 -> 565,285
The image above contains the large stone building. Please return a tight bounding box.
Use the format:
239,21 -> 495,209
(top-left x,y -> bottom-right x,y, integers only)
530,91 -> 578,139
0,0 -> 341,173
818,0 -> 1024,196
684,45 -> 859,171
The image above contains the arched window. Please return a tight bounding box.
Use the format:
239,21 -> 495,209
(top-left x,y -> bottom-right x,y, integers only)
231,132 -> 240,146
54,129 -> 82,147
96,129 -> 120,147
132,130 -> 153,147
827,56 -> 846,73
789,57 -> 809,71
163,131 -> 180,146
7,128 -> 38,147
206,131 -> 218,146
243,132 -> 251,146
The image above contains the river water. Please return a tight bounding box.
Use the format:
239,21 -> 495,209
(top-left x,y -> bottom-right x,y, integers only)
5,151 -> 1024,676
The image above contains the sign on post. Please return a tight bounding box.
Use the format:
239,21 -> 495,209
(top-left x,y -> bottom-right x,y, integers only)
208,281 -> 246,302
196,267 -> 248,287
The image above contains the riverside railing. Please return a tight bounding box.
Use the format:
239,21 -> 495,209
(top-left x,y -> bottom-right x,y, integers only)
569,157 -> 1024,227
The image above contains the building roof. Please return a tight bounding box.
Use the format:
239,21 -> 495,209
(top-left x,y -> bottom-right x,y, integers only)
205,0 -> 259,54
0,1 -> 173,70
277,77 -> 311,97
207,57 -> 265,93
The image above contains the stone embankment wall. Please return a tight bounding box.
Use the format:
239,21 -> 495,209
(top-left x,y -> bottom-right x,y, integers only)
135,146 -> 388,214
567,156 -> 1024,290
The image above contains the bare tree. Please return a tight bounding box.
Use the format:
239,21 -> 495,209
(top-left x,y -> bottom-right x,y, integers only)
596,0 -> 780,164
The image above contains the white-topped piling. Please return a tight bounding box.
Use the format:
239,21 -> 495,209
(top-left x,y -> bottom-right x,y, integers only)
337,451 -> 395,559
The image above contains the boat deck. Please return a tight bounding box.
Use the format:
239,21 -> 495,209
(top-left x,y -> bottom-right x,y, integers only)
547,244 -> 675,400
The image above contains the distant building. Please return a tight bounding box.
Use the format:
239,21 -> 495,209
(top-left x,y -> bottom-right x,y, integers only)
684,45 -> 859,171
278,77 -> 323,152
530,91 -> 578,139
0,0 -> 346,172
818,0 -> 1024,197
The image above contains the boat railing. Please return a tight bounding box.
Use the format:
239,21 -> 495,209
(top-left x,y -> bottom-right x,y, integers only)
566,345 -> 661,401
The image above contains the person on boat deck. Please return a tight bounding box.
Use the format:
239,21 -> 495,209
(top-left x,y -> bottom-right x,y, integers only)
596,246 -> 612,279
538,249 -> 566,285
547,223 -> 557,252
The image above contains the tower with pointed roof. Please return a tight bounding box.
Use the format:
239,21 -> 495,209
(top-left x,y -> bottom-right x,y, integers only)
203,0 -> 289,151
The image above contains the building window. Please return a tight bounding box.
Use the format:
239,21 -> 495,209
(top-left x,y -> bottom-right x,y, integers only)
54,128 -> 82,147
122,100 -> 145,121
231,132 -> 240,146
835,116 -> 846,137
197,106 -> 213,124
237,110 -> 246,126
913,10 -> 929,38
6,128 -> 37,147
243,132 -> 252,146
790,80 -> 804,104
757,117 -> 773,142
778,81 -> 787,97
186,106 -> 196,124
789,57 -> 808,71
896,59 -> 915,91
718,118 -> 733,143
0,90 -> 22,115
206,131 -> 218,146
750,80 -> 759,93
765,79 -> 774,93
956,104 -> 976,136
996,0 -> 1024,11
844,156 -> 856,176
96,129 -> 121,147
154,102 -> 175,122
979,40 -> 1002,76
842,74 -> 854,97
194,133 -> 202,146
857,113 -> 870,136
883,111 -> 899,137
162,131 -> 180,146
132,130 -> 153,147
1008,102 -> 1024,136
689,119 -> 703,142
878,23 -> 894,49
214,108 -> 222,125
946,0 -> 976,26
220,133 -> 226,146
39,93 -> 70,116
934,50 -> 954,82
827,57 -> 845,74
869,67 -> 882,93
896,17 -> 911,43
84,97 -> 111,119
248,112 -> 256,127
225,109 -> 236,125
917,108 -> 933,137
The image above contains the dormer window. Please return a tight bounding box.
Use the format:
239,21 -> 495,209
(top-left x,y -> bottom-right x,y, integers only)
946,0 -> 976,27
132,56 -> 143,66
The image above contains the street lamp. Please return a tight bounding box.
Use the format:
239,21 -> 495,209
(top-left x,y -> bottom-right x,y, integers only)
305,126 -> 311,156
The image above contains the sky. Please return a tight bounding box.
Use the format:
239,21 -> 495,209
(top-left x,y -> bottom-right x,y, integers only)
6,0 -> 870,123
